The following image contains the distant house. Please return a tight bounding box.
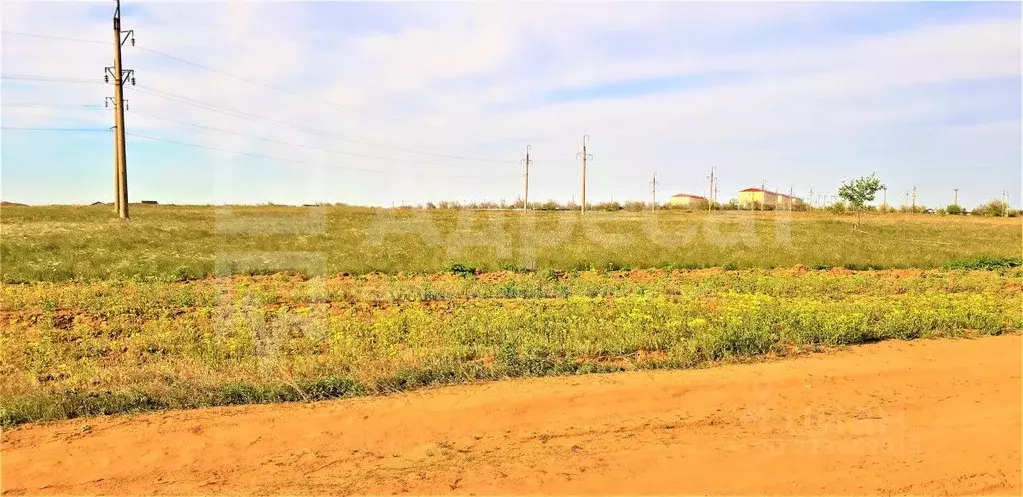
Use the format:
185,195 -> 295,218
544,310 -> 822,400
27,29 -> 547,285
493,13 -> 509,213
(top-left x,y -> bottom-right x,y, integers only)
668,193 -> 709,206
738,188 -> 803,209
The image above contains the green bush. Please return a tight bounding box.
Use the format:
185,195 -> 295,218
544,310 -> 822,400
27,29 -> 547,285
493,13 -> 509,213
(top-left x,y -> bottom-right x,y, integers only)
595,201 -> 623,212
972,199 -> 1010,217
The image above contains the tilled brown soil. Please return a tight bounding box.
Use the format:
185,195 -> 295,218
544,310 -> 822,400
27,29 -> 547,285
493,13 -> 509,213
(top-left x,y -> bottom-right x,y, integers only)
2,334 -> 1020,495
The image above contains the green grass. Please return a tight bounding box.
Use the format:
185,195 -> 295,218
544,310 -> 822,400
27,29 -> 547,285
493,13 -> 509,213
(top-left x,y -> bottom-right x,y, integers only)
2,268 -> 1020,426
1,204 -> 1020,282
2,205 -> 1020,425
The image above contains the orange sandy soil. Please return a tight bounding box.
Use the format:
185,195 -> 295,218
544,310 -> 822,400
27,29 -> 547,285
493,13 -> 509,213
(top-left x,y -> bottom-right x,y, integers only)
2,334 -> 1020,496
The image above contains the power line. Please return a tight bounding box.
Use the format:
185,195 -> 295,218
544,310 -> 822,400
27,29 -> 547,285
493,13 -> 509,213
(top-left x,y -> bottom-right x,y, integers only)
3,31 -> 521,163
1,75 -> 105,85
129,84 -> 518,164
1,30 -> 476,134
124,132 -> 497,181
2,126 -> 110,132
134,46 -> 428,127
1,30 -> 107,45
129,109 -> 518,170
1,103 -> 105,109
132,44 -> 509,145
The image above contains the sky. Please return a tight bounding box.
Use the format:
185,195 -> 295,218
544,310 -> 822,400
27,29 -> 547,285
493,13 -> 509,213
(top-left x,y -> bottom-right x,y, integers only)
1,0 -> 1021,208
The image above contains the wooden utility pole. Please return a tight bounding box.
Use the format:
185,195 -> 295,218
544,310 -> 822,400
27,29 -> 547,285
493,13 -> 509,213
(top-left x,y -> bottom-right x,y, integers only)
106,98 -> 126,213
108,0 -> 134,220
650,172 -> 658,211
109,123 -> 119,212
521,145 -> 531,210
576,135 -> 592,214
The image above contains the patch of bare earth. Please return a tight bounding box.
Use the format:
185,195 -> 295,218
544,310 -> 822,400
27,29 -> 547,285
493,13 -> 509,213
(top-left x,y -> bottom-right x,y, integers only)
2,334 -> 1020,495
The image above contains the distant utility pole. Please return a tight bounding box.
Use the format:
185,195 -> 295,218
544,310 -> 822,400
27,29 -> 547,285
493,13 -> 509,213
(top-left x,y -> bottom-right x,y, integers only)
808,188 -> 814,211
521,145 -> 531,210
789,185 -> 794,211
107,0 -> 135,220
650,172 -> 658,211
904,191 -> 910,211
576,134 -> 593,214
1004,190 -> 1010,217
953,188 -> 959,207
882,187 -> 887,210
708,166 -> 716,204
911,186 -> 917,212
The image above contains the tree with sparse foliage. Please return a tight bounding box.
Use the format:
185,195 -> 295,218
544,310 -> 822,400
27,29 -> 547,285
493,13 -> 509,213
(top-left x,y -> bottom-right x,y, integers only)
838,173 -> 885,226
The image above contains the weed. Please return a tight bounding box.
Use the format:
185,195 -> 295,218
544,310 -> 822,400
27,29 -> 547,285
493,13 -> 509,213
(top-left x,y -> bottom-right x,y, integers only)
1,268 -> 1018,426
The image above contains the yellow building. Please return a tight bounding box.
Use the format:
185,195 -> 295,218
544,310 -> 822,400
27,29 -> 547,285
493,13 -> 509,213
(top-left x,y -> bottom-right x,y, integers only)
668,193 -> 709,206
738,188 -> 802,209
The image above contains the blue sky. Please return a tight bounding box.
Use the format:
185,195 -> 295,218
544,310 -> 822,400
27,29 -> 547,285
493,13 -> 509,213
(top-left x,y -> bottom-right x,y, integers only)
1,1 -> 1020,208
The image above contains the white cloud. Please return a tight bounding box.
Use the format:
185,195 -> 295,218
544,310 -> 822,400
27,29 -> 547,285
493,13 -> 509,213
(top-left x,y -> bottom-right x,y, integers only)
1,1 -> 1019,207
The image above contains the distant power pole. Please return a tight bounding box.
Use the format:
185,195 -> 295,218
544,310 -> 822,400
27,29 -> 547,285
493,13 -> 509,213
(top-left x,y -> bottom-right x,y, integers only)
808,188 -> 814,211
521,145 -> 531,210
911,186 -> 917,212
953,188 -> 959,207
1004,190 -> 1010,217
789,185 -> 794,211
650,172 -> 658,211
882,187 -> 887,210
576,134 -> 593,214
107,0 -> 134,220
708,166 -> 716,204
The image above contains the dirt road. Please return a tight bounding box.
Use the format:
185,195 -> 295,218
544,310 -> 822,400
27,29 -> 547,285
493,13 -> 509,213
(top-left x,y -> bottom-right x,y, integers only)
3,335 -> 1020,495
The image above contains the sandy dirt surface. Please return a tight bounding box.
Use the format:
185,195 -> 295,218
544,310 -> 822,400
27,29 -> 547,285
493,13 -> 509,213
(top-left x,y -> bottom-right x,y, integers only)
2,335 -> 1020,496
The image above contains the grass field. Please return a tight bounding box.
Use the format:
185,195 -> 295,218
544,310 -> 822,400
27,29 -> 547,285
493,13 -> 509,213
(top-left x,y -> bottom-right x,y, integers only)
1,204 -> 1021,426
2,267 -> 1021,425
1,204 -> 1020,282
